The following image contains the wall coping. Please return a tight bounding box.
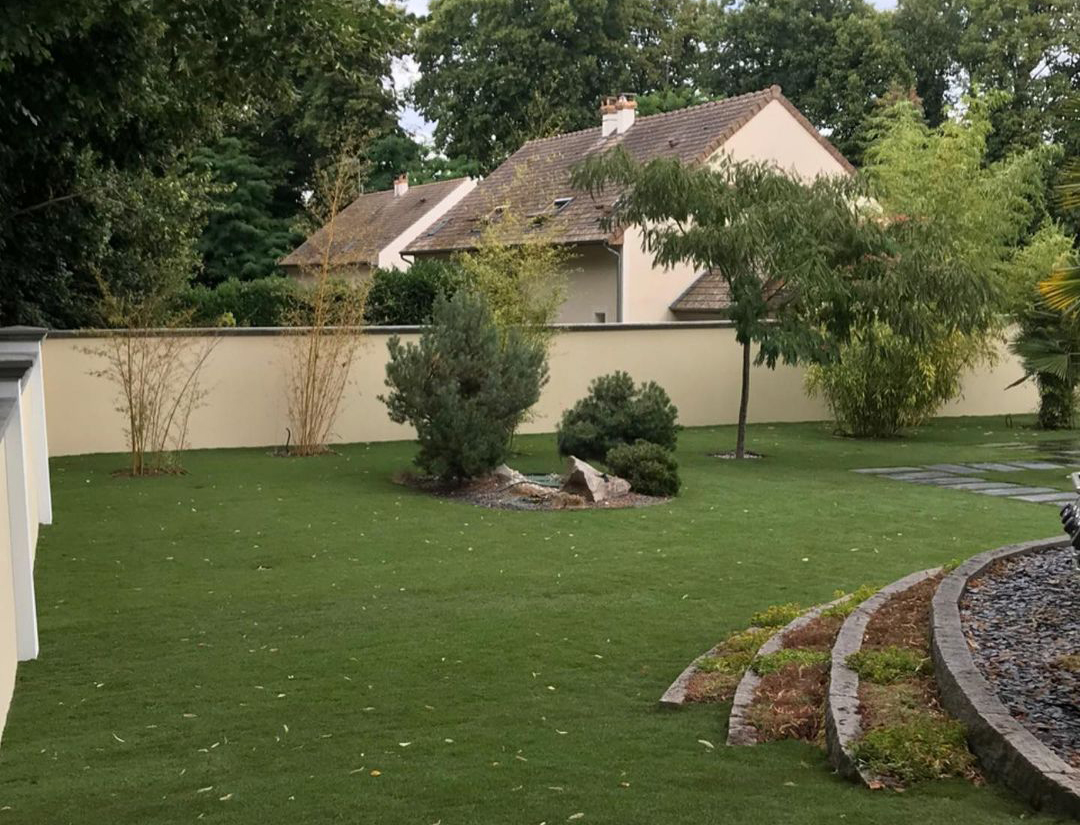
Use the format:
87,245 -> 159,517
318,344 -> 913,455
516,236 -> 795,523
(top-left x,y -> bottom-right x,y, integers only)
931,537 -> 1080,817
46,320 -> 737,339
0,326 -> 48,342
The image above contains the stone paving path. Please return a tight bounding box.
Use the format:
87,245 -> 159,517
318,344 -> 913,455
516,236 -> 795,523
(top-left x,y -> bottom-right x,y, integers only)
852,459 -> 1078,507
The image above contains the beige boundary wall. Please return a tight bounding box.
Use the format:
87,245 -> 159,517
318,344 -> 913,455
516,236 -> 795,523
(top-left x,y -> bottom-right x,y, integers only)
44,323 -> 1038,458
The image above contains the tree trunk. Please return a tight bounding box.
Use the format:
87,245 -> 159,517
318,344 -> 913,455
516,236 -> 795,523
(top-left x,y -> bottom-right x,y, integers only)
736,340 -> 751,459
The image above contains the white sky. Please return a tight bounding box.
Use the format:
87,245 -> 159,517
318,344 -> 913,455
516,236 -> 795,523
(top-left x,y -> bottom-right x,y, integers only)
394,0 -> 900,142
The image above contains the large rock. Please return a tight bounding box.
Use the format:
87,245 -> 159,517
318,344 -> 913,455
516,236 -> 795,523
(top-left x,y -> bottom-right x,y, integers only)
561,456 -> 631,503
493,464 -> 528,486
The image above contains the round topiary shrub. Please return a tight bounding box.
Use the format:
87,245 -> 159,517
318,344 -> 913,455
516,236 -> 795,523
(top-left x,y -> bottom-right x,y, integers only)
604,439 -> 681,497
556,371 -> 679,460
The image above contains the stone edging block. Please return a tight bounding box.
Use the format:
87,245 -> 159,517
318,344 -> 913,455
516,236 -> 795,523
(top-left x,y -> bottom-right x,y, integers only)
825,567 -> 942,785
931,537 -> 1080,818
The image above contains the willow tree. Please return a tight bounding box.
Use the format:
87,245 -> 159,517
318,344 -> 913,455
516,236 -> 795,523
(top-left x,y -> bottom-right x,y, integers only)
572,150 -> 866,458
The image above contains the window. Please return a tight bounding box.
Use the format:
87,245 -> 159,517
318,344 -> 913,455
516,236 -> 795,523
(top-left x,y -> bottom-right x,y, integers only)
554,197 -> 574,213
594,311 -> 607,324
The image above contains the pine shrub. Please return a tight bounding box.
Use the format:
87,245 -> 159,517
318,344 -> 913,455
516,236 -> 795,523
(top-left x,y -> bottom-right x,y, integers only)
604,440 -> 681,497
382,290 -> 548,481
557,372 -> 679,460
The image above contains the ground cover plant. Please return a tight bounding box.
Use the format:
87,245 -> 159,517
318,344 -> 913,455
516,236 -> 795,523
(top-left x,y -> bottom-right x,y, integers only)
0,418 -> 1072,824
851,573 -> 978,786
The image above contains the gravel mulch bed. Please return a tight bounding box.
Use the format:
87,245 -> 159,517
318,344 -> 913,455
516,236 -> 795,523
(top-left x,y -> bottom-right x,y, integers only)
396,472 -> 667,510
962,545 -> 1080,767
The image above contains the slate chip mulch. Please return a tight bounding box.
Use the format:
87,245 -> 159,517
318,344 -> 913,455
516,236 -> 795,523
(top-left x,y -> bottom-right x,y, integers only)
961,546 -> 1080,767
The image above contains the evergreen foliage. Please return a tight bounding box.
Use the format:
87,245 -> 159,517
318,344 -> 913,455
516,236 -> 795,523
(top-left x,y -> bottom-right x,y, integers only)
604,440 -> 681,497
556,372 -> 679,461
382,291 -> 548,482
366,259 -> 466,326
188,137 -> 302,285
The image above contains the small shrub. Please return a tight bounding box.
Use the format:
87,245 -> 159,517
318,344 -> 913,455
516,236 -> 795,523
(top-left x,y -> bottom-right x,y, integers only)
752,649 -> 829,676
382,290 -> 548,481
366,259 -> 465,325
853,717 -> 975,783
821,584 -> 880,619
557,371 -> 679,460
847,646 -> 930,684
806,323 -> 990,438
604,440 -> 680,497
749,603 -> 803,628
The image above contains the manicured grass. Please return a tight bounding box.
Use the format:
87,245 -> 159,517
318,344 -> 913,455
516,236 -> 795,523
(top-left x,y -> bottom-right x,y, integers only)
0,417 -> 1074,824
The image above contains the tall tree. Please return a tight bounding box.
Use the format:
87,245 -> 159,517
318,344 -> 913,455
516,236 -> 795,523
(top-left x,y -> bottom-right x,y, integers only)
188,137 -> 303,285
895,0 -> 1079,157
412,0 -> 707,171
0,0 -> 408,327
700,0 -> 912,161
572,150 -> 867,458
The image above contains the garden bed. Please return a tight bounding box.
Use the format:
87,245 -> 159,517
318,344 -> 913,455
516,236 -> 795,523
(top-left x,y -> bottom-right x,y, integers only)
961,544 -> 1080,767
850,571 -> 978,787
395,471 -> 667,510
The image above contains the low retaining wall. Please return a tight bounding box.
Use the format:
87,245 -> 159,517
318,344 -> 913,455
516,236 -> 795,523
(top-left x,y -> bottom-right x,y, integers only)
43,324 -> 1036,457
825,568 -> 941,784
931,538 -> 1080,817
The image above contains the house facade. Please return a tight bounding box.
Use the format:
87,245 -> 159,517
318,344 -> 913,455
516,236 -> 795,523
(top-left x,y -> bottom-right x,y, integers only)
403,86 -> 854,323
280,174 -> 477,279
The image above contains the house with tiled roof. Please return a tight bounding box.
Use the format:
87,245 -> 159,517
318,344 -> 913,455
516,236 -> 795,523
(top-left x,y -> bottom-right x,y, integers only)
403,85 -> 854,323
280,174 -> 476,279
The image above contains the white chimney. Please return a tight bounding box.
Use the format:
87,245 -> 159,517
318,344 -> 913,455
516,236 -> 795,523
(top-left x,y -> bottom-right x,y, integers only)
393,173 -> 409,197
600,96 -> 618,137
614,93 -> 637,134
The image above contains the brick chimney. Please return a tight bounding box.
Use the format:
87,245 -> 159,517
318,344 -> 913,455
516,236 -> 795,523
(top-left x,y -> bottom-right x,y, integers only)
393,173 -> 409,197
614,93 -> 637,134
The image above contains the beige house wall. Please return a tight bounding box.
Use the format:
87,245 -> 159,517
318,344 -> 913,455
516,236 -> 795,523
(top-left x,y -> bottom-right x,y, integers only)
380,178 -> 478,271
556,245 -> 619,323
720,99 -> 850,179
43,326 -> 1038,457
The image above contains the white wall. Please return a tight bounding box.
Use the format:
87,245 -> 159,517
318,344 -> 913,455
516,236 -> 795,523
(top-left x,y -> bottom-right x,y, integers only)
379,179 -> 478,270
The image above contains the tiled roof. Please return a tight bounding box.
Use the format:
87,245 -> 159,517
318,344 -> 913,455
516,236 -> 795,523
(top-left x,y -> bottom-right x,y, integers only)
670,270 -> 788,315
405,86 -> 853,254
281,177 -> 470,268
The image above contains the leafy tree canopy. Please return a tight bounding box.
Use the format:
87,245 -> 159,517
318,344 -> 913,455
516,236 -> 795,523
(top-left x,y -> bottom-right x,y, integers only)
0,0 -> 408,326
412,0 -> 708,171
699,0 -> 912,162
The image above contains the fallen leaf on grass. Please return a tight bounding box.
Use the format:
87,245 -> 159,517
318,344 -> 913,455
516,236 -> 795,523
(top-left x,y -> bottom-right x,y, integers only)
568,814 -> 584,821
370,770 -> 382,777
697,739 -> 714,750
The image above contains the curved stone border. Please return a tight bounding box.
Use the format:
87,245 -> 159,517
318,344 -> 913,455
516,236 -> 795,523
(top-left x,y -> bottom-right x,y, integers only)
931,537 -> 1080,817
825,567 -> 941,785
726,596 -> 848,745
658,641 -> 727,709
658,598 -> 841,712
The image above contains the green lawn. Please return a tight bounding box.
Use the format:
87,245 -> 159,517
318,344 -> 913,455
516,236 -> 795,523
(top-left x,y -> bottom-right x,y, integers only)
0,418 -> 1074,824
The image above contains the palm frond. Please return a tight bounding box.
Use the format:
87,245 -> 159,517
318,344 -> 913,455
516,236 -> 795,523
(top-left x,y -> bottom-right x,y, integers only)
1039,260 -> 1080,314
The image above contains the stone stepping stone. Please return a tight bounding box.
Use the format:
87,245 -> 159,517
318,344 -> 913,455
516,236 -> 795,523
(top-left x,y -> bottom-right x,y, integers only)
925,463 -> 984,475
885,471 -> 959,481
976,486 -> 1059,497
924,476 -> 987,487
938,480 -> 1003,490
852,466 -> 923,474
1009,460 -> 1065,470
1013,492 -> 1077,503
967,462 -> 1026,472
